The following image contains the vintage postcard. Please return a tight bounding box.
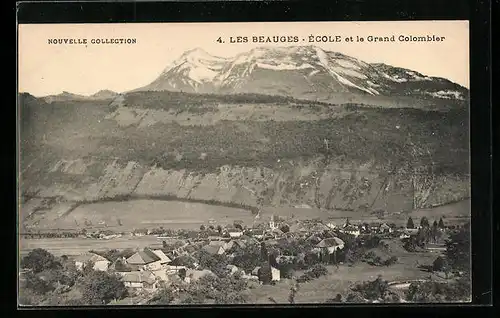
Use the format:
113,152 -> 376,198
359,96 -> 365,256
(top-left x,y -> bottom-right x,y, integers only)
18,21 -> 470,305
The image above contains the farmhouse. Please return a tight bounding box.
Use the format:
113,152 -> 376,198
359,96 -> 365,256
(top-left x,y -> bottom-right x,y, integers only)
250,229 -> 265,239
74,252 -> 111,272
341,225 -> 361,237
126,248 -> 164,271
226,228 -> 243,238
316,237 -> 345,254
202,244 -> 225,255
121,271 -> 157,289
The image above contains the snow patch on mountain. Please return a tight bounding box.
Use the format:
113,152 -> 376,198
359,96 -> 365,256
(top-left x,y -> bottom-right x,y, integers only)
309,70 -> 320,77
336,59 -> 362,70
255,62 -> 315,71
381,72 -> 408,83
331,66 -> 367,79
425,90 -> 464,100
366,80 -> 381,88
314,47 -> 375,95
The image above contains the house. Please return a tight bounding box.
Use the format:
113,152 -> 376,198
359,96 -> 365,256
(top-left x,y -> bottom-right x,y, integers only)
227,228 -> 243,238
341,225 -> 361,237
379,223 -> 392,233
110,257 -> 137,273
251,229 -> 265,239
74,252 -> 111,272
288,223 -> 309,234
251,266 -> 261,276
399,231 -> 411,239
208,240 -> 226,247
223,240 -> 246,253
126,248 -> 164,271
226,264 -> 244,276
207,230 -> 222,241
166,265 -> 188,275
269,228 -> 284,239
271,266 -> 280,282
306,234 -> 323,245
326,221 -> 337,229
151,249 -> 172,265
121,271 -> 158,289
202,244 -> 225,255
316,237 -> 345,254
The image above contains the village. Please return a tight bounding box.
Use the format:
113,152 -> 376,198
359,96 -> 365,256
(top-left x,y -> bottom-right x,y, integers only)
19,211 -> 468,305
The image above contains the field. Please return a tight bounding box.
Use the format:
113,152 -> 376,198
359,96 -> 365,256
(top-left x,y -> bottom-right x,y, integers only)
243,242 -> 448,304
24,199 -> 255,232
18,235 -> 170,257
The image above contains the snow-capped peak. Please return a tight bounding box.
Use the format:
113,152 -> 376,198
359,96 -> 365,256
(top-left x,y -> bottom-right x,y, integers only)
161,48 -> 229,84
140,46 -> 468,102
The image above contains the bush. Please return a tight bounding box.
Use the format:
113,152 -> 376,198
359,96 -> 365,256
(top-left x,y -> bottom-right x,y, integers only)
345,292 -> 366,303
297,264 -> 328,282
383,256 -> 398,266
351,276 -> 390,301
432,256 -> 450,272
326,294 -> 343,303
405,278 -> 471,302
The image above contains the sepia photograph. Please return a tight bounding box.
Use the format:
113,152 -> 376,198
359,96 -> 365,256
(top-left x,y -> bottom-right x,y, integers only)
17,21 -> 471,306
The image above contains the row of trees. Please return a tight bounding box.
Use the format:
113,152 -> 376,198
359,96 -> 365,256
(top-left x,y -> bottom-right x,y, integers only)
406,216 -> 446,229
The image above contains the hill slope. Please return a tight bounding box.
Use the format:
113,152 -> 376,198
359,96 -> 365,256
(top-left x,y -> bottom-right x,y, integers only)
19,92 -> 469,228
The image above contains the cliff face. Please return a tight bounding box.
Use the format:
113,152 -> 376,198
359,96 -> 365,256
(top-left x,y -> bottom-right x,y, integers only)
23,157 -> 469,213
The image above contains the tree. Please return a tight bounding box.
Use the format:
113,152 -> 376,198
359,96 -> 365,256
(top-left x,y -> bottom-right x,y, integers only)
178,268 -> 187,281
345,218 -> 351,227
432,256 -> 451,276
258,263 -> 272,285
420,217 -> 430,228
200,225 -> 206,231
21,249 -> 62,273
288,282 -> 299,304
162,240 -> 167,249
233,223 -> 243,230
231,245 -> 261,273
80,271 -> 128,305
431,221 -> 439,243
279,224 -> 290,233
260,242 -> 268,262
438,218 -> 445,229
216,225 -> 222,234
445,226 -> 471,273
406,217 -> 415,229
150,287 -> 175,305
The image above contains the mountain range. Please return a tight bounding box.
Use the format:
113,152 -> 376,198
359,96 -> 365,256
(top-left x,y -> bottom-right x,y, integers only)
134,46 -> 468,104
41,89 -> 118,103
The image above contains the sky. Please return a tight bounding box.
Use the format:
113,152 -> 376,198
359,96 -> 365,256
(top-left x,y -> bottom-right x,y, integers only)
18,21 -> 469,97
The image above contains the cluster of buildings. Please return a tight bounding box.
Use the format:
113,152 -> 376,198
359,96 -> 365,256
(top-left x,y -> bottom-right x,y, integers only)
66,214 -> 440,293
